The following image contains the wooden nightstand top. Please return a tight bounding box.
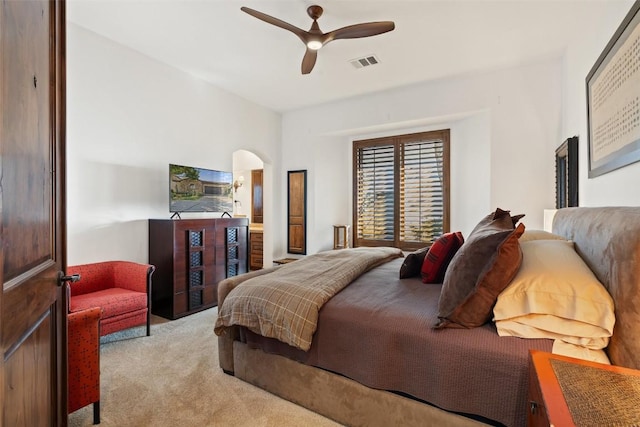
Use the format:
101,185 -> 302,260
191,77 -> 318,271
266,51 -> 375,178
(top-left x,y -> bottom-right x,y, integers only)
529,350 -> 640,426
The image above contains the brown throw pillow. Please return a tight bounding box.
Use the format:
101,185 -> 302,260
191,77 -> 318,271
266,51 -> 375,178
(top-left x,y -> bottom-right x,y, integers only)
471,207 -> 523,234
510,213 -> 525,227
399,246 -> 430,279
434,211 -> 526,329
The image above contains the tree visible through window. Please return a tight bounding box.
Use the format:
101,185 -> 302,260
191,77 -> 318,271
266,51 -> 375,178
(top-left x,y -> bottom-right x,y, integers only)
353,130 -> 450,251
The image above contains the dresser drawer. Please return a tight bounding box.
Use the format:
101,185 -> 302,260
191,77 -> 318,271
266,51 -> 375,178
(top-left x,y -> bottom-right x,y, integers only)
250,231 -> 263,270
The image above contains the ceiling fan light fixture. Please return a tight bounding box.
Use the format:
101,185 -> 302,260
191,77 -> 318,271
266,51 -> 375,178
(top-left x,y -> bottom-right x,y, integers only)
306,40 -> 323,50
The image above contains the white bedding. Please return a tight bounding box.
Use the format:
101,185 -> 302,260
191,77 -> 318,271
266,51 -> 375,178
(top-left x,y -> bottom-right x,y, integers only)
493,239 -> 615,364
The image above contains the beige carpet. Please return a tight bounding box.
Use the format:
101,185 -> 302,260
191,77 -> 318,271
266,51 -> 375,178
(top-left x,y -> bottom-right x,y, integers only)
68,307 -> 341,426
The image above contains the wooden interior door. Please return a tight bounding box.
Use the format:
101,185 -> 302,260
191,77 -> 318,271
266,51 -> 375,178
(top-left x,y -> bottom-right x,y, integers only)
1,0 -> 67,425
251,169 -> 263,224
287,170 -> 307,254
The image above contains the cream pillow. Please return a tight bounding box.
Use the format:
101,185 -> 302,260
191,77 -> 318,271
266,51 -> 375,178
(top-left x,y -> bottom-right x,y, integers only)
518,229 -> 567,242
493,240 -> 615,350
552,341 -> 611,365
495,316 -> 609,349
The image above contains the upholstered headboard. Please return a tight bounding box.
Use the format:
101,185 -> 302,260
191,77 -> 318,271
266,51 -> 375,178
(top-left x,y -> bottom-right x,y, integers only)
553,207 -> 640,369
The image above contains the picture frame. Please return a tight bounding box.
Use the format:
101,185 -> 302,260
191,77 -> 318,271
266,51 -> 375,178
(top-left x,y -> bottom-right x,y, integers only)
586,0 -> 640,178
555,136 -> 579,208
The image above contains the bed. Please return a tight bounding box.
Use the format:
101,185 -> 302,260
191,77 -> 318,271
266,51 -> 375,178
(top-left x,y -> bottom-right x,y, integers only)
215,207 -> 640,426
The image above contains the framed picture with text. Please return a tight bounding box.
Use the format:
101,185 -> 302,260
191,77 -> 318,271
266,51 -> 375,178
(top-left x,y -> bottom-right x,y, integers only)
586,0 -> 640,178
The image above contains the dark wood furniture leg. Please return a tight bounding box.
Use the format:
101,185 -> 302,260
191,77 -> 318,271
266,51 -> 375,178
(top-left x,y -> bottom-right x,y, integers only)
93,401 -> 100,424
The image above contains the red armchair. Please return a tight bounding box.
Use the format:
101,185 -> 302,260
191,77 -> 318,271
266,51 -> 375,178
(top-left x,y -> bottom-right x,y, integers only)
68,306 -> 101,424
67,261 -> 155,337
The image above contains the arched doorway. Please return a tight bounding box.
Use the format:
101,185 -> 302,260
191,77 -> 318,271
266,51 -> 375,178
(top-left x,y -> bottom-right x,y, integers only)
232,150 -> 272,268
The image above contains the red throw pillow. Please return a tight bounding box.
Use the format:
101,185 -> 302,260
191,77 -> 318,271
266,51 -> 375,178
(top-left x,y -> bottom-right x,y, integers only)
421,232 -> 464,283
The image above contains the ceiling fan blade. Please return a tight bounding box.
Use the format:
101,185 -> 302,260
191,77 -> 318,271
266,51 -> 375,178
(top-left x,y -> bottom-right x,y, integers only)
241,7 -> 309,43
301,49 -> 318,75
325,21 -> 395,43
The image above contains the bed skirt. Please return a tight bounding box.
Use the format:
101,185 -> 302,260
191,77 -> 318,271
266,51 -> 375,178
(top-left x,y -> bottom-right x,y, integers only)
231,340 -> 489,427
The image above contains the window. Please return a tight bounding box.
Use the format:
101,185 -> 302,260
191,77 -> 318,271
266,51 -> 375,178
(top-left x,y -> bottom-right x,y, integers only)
352,130 -> 450,251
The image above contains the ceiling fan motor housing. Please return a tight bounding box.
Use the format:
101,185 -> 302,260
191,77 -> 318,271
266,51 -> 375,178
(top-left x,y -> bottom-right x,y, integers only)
307,5 -> 323,20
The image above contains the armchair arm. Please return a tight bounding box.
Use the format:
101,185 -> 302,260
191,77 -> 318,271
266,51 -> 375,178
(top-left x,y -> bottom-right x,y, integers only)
68,306 -> 101,335
111,261 -> 155,294
68,306 -> 101,414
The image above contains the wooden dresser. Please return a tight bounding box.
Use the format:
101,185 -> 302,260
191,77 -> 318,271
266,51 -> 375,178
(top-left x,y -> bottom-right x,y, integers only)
528,350 -> 640,426
148,218 -> 248,319
249,229 -> 263,270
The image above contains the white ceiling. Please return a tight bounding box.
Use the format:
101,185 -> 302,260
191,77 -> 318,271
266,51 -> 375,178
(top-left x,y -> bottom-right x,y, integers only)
67,0 -> 617,112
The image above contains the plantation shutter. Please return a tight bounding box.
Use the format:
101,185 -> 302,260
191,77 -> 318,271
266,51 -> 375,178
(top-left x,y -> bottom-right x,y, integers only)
399,139 -> 445,244
354,142 -> 395,243
353,130 -> 450,251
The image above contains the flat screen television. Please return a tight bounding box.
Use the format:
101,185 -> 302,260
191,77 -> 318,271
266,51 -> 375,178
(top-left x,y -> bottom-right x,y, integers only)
169,163 -> 233,214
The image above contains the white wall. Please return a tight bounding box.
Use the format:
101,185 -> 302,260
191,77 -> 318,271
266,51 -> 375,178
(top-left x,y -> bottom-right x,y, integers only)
562,0 -> 640,206
66,24 -> 281,265
67,1 -> 636,263
281,59 -> 562,254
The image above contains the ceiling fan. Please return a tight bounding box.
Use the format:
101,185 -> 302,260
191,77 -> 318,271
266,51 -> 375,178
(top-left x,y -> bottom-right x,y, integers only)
240,5 -> 395,75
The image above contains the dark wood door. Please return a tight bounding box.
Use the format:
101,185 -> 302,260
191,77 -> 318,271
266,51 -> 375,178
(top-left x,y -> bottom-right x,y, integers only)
287,170 -> 307,254
251,169 -> 263,224
1,0 -> 67,425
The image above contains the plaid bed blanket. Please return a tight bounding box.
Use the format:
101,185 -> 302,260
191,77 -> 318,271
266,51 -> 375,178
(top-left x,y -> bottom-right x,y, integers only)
214,246 -> 403,351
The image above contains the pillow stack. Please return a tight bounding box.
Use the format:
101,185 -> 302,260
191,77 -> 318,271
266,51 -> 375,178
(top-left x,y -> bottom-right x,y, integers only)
434,208 -> 525,329
493,239 -> 615,361
396,208 -> 616,362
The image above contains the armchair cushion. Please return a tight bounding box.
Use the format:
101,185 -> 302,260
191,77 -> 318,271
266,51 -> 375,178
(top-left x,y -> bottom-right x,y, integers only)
70,288 -> 147,318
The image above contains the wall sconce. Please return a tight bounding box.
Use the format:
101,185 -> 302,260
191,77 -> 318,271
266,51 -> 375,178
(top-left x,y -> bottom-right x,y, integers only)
233,175 -> 245,192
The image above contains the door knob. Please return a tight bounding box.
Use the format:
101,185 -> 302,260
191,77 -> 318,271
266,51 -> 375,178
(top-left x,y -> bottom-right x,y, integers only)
59,272 -> 80,286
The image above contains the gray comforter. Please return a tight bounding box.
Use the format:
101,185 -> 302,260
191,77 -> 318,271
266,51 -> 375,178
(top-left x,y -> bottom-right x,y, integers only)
243,257 -> 553,427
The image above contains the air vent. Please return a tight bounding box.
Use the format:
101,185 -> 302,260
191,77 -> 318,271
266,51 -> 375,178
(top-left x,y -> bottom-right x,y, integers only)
350,54 -> 380,69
